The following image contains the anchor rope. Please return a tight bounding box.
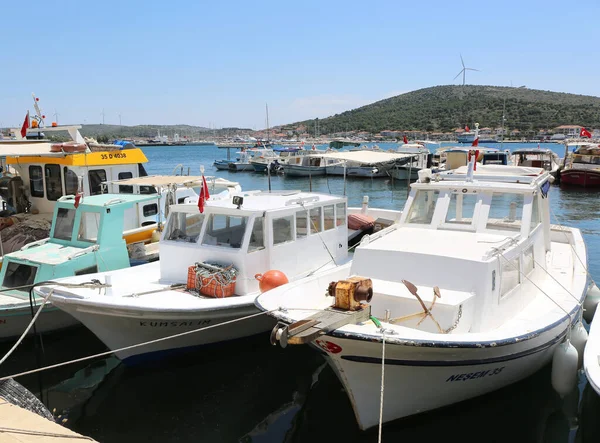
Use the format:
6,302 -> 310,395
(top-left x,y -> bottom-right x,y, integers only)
378,327 -> 386,443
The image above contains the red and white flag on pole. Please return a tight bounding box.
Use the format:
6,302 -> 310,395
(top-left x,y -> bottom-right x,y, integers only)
20,111 -> 29,138
472,137 -> 479,147
581,127 -> 592,138
403,135 -> 408,144
198,175 -> 210,213
465,125 -> 470,132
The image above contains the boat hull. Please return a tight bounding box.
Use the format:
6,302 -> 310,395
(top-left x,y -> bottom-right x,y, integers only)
314,323 -> 567,430
228,163 -> 255,172
214,161 -> 233,170
325,165 -> 392,178
560,169 -> 600,187
389,167 -> 421,181
0,303 -> 79,340
51,300 -> 275,362
282,165 -> 327,177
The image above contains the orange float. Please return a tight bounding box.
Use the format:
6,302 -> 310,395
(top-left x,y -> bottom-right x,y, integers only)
255,270 -> 289,293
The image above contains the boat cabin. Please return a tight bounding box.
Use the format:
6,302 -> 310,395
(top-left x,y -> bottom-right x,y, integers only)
351,168 -> 555,332
511,148 -> 559,171
0,126 -> 195,235
0,194 -> 158,294
567,143 -> 600,167
159,191 -> 349,294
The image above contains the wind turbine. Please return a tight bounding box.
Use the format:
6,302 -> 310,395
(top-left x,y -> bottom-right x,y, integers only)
453,54 -> 480,86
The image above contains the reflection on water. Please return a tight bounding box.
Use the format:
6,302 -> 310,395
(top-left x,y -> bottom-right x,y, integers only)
1,142 -> 600,442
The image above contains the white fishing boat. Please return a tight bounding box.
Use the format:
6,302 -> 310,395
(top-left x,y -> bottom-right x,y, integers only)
37,191 -> 401,363
280,154 -> 332,177
257,162 -> 590,430
511,148 -> 561,177
388,144 -> 431,180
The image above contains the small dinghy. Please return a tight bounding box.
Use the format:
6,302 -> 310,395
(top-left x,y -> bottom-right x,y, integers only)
257,162 -> 590,430
36,190 -> 401,363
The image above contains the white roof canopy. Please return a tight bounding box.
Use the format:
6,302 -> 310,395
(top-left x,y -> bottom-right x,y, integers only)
315,151 -> 415,164
0,141 -> 64,157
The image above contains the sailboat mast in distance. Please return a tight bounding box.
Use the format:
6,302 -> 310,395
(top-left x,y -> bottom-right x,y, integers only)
266,103 -> 270,143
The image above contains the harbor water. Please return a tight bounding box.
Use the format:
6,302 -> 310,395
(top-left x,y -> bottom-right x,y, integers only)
2,142 -> 600,442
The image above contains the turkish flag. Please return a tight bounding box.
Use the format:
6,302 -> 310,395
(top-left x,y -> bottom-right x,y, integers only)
472,137 -> 479,147
465,125 -> 470,132
198,175 -> 210,213
20,111 -> 29,138
403,135 -> 408,144
581,128 -> 592,138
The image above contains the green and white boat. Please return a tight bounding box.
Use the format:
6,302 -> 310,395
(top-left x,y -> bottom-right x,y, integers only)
0,193 -> 159,340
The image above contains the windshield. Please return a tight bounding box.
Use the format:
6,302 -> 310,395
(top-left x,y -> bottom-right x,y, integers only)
53,208 -> 76,241
165,212 -> 204,243
406,190 -> 439,224
202,214 -> 248,248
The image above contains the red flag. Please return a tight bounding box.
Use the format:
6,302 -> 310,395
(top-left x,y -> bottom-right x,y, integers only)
403,135 -> 408,144
198,175 -> 210,213
465,125 -> 470,132
581,127 -> 592,138
74,192 -> 83,209
472,137 -> 479,147
20,111 -> 29,138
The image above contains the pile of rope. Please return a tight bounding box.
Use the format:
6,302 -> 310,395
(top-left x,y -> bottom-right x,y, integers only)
189,262 -> 238,298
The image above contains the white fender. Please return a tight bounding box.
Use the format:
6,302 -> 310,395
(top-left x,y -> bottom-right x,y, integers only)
583,284 -> 600,324
570,321 -> 588,369
551,339 -> 578,398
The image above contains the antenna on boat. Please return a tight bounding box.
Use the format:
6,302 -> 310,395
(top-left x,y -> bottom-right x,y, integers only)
31,93 -> 45,128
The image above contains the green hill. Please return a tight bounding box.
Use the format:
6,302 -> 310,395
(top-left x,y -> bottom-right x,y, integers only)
289,85 -> 600,134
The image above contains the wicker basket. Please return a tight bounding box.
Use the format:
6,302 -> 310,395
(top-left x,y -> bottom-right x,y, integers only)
186,263 -> 236,298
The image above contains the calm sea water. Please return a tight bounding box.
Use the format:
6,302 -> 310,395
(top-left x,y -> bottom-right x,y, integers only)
2,142 -> 600,443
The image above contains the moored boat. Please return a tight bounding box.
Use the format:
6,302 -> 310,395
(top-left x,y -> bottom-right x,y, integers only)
0,194 -> 160,339
36,191 -> 401,363
257,162 -> 589,430
559,143 -> 600,187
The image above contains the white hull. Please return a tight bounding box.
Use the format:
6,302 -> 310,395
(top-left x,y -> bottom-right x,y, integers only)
325,165 -> 392,178
228,163 -> 255,171
584,306 -> 600,395
389,167 -> 421,181
313,321 -> 567,430
53,300 -> 273,363
0,302 -> 79,339
282,164 -> 327,177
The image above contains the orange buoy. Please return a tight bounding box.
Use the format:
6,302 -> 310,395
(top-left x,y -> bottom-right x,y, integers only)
255,270 -> 289,293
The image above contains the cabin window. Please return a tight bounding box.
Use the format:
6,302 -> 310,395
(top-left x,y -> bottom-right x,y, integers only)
29,166 -> 44,198
310,207 -> 322,233
3,262 -> 37,289
118,172 -> 134,194
89,170 -> 108,196
445,193 -> 477,225
64,167 -> 79,195
138,164 -> 156,194
296,210 -> 308,238
501,256 -> 520,298
45,164 -> 63,201
249,216 -> 265,252
407,190 -> 439,224
166,212 -> 205,243
523,245 -> 535,275
336,203 -> 346,226
75,265 -> 98,276
486,193 -> 524,232
530,195 -> 540,231
143,204 -> 158,217
53,208 -> 76,241
324,205 -> 335,230
202,214 -> 247,248
273,215 -> 294,245
77,212 -> 101,243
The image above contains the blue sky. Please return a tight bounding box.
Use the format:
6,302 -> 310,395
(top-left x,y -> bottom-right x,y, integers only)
2,0 -> 599,129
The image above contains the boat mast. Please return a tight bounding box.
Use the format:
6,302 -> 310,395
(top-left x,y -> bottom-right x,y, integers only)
500,97 -> 506,151
266,103 -> 270,144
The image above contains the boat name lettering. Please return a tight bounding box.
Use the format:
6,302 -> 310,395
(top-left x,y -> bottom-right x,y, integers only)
446,366 -> 504,382
139,320 -> 211,327
100,152 -> 127,160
